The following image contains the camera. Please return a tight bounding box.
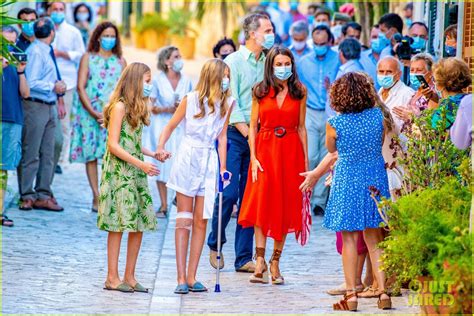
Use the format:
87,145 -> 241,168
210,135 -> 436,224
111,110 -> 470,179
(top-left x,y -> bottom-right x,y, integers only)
12,52 -> 28,63
393,33 -> 413,60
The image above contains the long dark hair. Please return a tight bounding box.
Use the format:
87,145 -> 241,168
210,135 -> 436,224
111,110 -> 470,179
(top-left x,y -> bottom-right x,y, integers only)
73,3 -> 92,23
87,21 -> 122,58
253,46 -> 305,100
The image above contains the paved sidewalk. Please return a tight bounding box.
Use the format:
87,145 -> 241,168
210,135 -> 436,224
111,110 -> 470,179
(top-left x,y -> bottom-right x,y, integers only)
150,209 -> 419,314
2,164 -> 167,314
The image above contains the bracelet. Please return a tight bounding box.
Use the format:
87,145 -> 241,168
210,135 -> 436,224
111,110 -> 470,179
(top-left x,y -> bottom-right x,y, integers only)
17,71 -> 25,75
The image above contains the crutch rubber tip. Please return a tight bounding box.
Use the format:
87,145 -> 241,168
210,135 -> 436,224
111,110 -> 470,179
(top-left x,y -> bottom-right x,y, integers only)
214,284 -> 221,292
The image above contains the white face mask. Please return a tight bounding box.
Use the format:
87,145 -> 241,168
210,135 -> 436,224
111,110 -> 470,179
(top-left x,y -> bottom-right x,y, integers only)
292,40 -> 306,51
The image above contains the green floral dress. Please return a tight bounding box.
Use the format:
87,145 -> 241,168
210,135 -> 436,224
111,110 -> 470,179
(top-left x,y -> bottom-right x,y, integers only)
97,119 -> 157,232
69,54 -> 123,163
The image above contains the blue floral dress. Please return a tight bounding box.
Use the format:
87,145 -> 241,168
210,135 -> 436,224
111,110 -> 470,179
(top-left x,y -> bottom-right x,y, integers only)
69,54 -> 123,163
323,107 -> 390,232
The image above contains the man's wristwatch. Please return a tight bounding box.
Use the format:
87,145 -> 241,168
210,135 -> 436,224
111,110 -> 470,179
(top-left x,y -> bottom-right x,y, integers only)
17,71 -> 25,75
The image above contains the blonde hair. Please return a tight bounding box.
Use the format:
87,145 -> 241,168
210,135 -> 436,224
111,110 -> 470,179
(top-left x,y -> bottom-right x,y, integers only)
103,62 -> 151,129
433,58 -> 471,92
194,58 -> 230,119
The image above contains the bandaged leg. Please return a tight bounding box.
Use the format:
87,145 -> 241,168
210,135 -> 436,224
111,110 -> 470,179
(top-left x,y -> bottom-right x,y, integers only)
176,211 -> 194,231
175,211 -> 193,283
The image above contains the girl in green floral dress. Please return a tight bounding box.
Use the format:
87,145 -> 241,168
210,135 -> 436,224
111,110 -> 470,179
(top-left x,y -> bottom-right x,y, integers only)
98,62 -> 159,293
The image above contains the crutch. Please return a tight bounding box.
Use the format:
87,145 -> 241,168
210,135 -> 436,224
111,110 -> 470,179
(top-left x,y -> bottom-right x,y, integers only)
215,140 -> 230,293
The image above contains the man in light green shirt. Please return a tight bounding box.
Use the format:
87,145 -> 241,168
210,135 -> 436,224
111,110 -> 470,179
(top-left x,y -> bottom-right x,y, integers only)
225,45 -> 265,126
207,13 -> 274,273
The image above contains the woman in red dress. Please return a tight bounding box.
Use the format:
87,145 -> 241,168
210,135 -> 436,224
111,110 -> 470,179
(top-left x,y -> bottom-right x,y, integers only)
238,46 -> 308,285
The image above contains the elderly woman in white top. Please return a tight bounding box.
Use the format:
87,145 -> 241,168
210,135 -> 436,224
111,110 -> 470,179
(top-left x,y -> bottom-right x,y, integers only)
142,46 -> 193,217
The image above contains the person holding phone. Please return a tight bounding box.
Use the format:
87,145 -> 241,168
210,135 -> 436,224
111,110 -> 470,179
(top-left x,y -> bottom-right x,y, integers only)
1,26 -> 30,227
392,53 -> 439,122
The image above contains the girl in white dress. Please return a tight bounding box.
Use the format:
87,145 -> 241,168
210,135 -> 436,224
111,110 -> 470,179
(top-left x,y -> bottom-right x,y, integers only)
143,46 -> 193,217
156,59 -> 234,294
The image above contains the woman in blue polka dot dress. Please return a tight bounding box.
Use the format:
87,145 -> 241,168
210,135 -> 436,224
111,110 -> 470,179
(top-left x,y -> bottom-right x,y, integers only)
324,73 -> 392,312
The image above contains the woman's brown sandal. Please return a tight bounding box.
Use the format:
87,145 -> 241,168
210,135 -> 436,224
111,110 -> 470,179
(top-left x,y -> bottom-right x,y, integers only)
249,247 -> 268,284
269,249 -> 284,285
333,291 -> 358,311
377,290 -> 392,310
358,286 -> 380,298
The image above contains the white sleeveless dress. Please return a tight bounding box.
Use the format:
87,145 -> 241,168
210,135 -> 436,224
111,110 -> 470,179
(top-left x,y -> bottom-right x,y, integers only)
167,91 -> 234,219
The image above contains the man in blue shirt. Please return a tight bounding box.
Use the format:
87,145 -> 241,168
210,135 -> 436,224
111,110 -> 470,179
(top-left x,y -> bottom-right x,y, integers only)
1,26 -> 30,227
288,20 -> 312,64
378,13 -> 404,59
336,38 -> 363,79
360,24 -> 383,90
297,25 -> 338,215
328,38 -> 364,117
18,17 -> 66,212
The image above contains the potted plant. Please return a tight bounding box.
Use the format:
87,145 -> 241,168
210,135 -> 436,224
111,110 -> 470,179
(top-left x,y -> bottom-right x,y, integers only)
135,13 -> 169,51
376,110 -> 472,314
167,8 -> 198,59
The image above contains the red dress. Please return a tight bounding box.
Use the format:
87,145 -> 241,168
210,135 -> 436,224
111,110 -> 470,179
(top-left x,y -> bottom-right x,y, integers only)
238,89 -> 306,241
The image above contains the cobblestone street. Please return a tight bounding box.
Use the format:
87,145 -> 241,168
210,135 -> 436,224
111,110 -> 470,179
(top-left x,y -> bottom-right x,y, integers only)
2,46 -> 420,315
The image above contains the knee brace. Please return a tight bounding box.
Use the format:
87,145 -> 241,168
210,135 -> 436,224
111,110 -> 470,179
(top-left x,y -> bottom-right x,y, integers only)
175,211 -> 193,231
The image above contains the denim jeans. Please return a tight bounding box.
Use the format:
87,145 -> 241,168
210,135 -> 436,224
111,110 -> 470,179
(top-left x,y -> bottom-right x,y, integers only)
207,126 -> 254,269
306,108 -> 329,210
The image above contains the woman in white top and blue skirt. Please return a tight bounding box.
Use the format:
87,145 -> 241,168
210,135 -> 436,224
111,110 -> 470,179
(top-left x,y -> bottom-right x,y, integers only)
156,59 -> 234,294
143,46 -> 193,217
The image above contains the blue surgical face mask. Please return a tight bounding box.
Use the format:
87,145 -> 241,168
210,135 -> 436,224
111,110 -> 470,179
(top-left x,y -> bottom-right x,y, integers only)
222,77 -> 230,92
313,44 -> 328,57
314,21 -> 330,28
409,73 -> 421,90
445,45 -> 456,57
172,59 -> 184,72
100,37 -> 116,51
410,36 -> 426,51
76,12 -> 89,22
290,2 -> 299,11
307,15 -> 314,26
274,65 -> 293,81
50,11 -> 65,24
143,83 -> 153,97
377,74 -> 395,89
22,21 -> 35,37
378,32 -> 391,48
259,33 -> 275,49
405,18 -> 413,28
370,38 -> 386,54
